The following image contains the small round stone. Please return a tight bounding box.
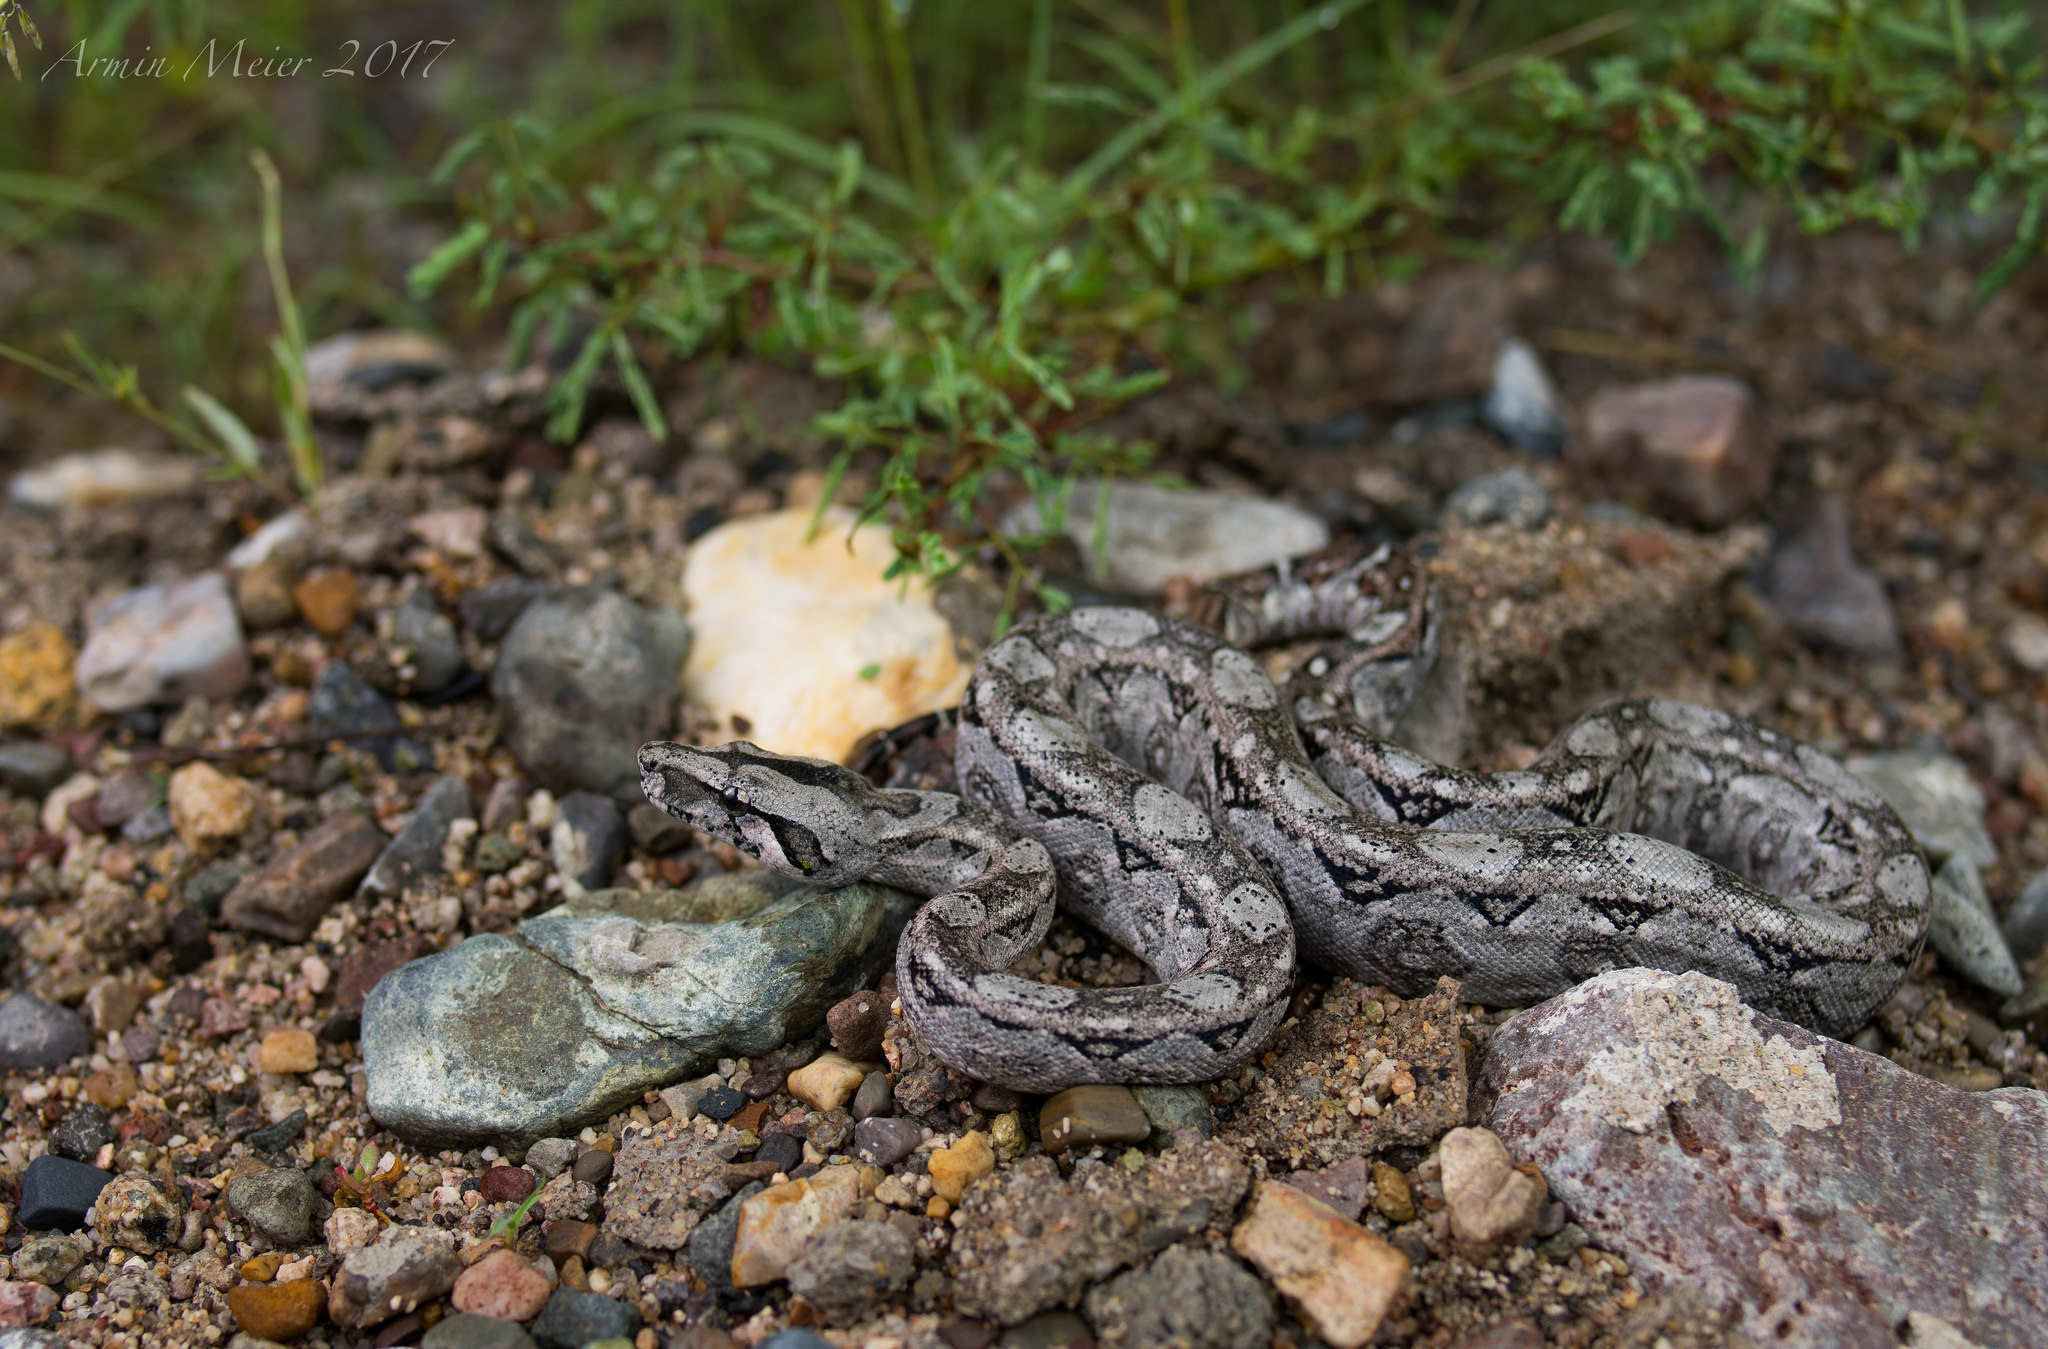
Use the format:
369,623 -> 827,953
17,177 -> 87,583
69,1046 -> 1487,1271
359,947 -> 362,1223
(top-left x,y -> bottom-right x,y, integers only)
228,1166 -> 319,1247
479,1165 -> 537,1205
826,990 -> 888,1062
257,1028 -> 319,1075
451,1247 -> 551,1322
293,568 -> 363,637
927,1130 -> 995,1203
1039,1085 -> 1151,1153
571,1148 -> 614,1188
852,1117 -> 922,1168
787,1052 -> 867,1113
12,1234 -> 83,1286
425,1311 -> 540,1349
787,1218 -> 913,1321
228,1279 -> 326,1342
92,1173 -> 182,1253
852,1070 -> 893,1121
755,1132 -> 804,1174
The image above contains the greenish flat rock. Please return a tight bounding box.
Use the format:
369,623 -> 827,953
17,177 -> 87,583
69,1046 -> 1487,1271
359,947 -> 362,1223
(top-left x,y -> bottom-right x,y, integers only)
361,871 -> 918,1147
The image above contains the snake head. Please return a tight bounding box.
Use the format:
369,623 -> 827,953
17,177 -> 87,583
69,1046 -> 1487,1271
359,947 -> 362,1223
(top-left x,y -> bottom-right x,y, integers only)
637,740 -> 886,885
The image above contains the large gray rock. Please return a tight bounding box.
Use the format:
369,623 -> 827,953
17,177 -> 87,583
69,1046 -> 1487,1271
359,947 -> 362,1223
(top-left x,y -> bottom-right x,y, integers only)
1005,481 -> 1329,595
1476,968 -> 2048,1349
490,589 -> 688,801
362,871 -> 917,1146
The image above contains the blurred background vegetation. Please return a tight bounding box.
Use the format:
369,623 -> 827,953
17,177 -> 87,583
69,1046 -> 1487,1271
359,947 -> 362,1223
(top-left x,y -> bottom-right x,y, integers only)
3,0 -> 2044,579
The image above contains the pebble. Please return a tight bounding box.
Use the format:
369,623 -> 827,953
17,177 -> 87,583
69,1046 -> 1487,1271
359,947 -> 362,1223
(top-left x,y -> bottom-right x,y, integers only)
687,1181 -> 765,1295
323,1207 -> 380,1258
1083,1245 -> 1274,1349
571,1147 -> 613,1188
0,626 -> 77,730
227,1167 -> 319,1246
0,741 -> 72,797
6,447 -> 198,510
1846,747 -> 1997,866
698,1086 -> 746,1121
92,1173 -> 182,1252
408,506 -> 491,560
360,775 -> 474,898
166,762 -> 256,851
2001,615 -> 2048,675
851,1071 -> 893,1122
1925,854 -> 2024,998
226,1279 -> 324,1342
1039,1085 -> 1151,1153
851,1117 -> 922,1168
221,812 -> 387,942
75,573 -> 250,712
1230,1180 -> 1409,1349
626,801 -> 692,855
1126,1084 -> 1213,1145
826,989 -> 888,1062
1370,1161 -> 1415,1223
334,935 -> 431,1016
1758,493 -> 1904,659
756,1130 -> 805,1174
479,1164 -> 538,1205
1440,466 -> 1550,531
1286,1156 -> 1371,1222
1437,1126 -> 1547,1258
1576,375 -> 1775,528
787,1052 -> 866,1113
308,663 -> 426,771
730,1164 -> 878,1287
758,1333 -> 833,1349
1007,481 -> 1329,596
657,1076 -> 723,1125
0,995 -> 89,1071
326,1225 -> 460,1329
549,791 -> 627,894
304,329 -> 455,406
234,560 -> 299,631
1479,337 -> 1567,457
1384,270 -> 1509,405
19,1156 -> 110,1230
492,588 -> 688,800
424,1313 -> 539,1349
928,1130 -> 995,1203
373,591 -> 465,697
528,1286 -> 640,1349
0,1283 -> 57,1330
292,568 -> 362,637
1479,967 -> 2048,1347
423,1310 -> 540,1342
370,868 -> 912,1145
522,1137 -> 579,1179
2002,868 -> 2048,964
225,509 -> 314,570
456,577 -> 550,642
996,1310 -> 1089,1349
681,507 -> 966,763
247,1110 -> 307,1154
451,1248 -> 552,1322
9,1236 -> 80,1288
787,1218 -> 913,1320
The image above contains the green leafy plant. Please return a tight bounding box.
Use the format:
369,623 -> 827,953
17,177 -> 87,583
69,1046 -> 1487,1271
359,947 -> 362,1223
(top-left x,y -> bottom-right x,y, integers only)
487,1184 -> 546,1242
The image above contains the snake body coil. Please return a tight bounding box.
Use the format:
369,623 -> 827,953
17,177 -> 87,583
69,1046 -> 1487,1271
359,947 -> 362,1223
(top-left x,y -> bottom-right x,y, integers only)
640,550 -> 1930,1091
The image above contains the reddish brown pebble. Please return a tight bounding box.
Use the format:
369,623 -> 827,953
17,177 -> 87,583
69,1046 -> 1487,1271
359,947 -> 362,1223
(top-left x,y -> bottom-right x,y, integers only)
293,569 -> 362,637
826,989 -> 888,1062
1578,375 -> 1775,528
479,1165 -> 536,1205
1617,531 -> 1673,567
334,936 -> 431,1016
732,1100 -> 771,1134
544,1218 -> 598,1260
228,1279 -> 326,1341
451,1247 -> 551,1322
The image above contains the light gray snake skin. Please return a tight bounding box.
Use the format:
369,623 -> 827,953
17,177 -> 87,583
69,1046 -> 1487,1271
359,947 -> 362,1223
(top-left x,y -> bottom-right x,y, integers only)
640,546 -> 1931,1092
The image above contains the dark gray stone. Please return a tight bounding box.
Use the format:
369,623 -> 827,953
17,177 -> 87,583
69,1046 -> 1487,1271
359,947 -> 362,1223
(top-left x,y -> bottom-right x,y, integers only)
529,1286 -> 640,1349
755,1131 -> 804,1173
2001,867 -> 2048,964
374,591 -> 465,697
19,1156 -> 113,1230
1082,1246 -> 1273,1349
49,1104 -> 111,1162
457,577 -> 550,641
852,1117 -> 922,1168
361,775 -> 474,898
626,802 -> 692,855
91,770 -> 157,828
852,1071 -> 893,1121
422,1312 -> 538,1349
228,1166 -> 319,1245
247,1109 -> 308,1155
686,1181 -> 764,1295
0,993 -> 89,1070
1129,1084 -> 1213,1144
490,589 -> 687,801
220,814 -> 386,943
570,1147 -> 613,1188
1758,494 -> 1902,659
758,1333 -> 834,1349
309,663 -> 429,772
787,1219 -> 913,1321
550,791 -> 627,894
0,742 -> 72,799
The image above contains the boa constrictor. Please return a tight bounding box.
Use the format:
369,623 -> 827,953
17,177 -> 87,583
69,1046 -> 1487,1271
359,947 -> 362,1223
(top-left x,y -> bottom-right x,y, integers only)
640,546 -> 1931,1092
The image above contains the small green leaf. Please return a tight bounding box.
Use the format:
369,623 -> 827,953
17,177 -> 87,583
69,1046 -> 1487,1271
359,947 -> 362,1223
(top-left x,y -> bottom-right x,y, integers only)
858,662 -> 882,681
181,387 -> 262,474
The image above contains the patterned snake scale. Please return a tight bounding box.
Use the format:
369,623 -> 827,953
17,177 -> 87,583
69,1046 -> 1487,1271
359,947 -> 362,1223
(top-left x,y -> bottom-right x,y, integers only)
640,545 -> 1931,1092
